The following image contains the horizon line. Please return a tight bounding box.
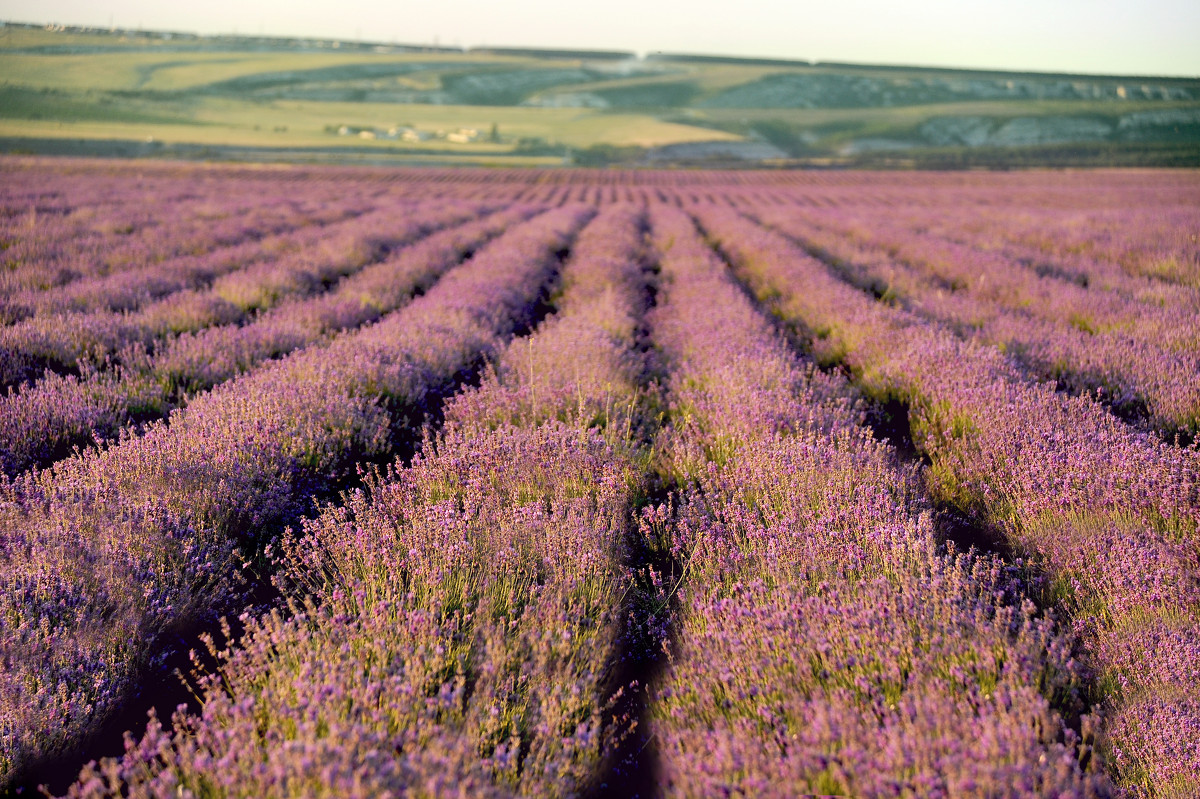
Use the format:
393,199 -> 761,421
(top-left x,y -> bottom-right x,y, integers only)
5,17 -> 1199,81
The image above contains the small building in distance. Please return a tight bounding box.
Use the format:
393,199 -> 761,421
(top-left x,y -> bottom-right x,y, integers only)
446,128 -> 480,143
388,126 -> 431,142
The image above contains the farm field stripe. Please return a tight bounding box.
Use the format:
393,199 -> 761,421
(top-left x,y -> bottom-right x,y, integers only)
0,205 -> 593,792
642,203 -> 1106,797
65,204 -> 655,798
749,204 -> 1200,441
0,205 -> 534,479
694,204 -> 1200,797
0,198 -> 480,388
1,199 -> 390,379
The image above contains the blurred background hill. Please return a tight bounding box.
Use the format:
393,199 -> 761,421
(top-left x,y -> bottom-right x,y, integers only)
2,21 -> 1198,167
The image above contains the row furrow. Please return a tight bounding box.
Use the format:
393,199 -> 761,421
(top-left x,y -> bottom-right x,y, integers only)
948,203 -> 1200,289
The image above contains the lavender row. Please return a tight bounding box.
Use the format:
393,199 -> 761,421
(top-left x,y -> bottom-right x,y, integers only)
642,203 -> 1105,797
1,198 -> 368,324
0,199 -> 480,388
0,196 -> 426,377
695,205 -> 1200,796
446,204 -> 654,440
0,183 -> 261,291
66,205 -> 653,797
0,205 -> 534,478
761,177 -> 1200,291
0,160 -> 440,278
695,204 -> 1200,532
783,205 -> 1200,359
865,203 -> 1200,314
9,159 -> 1190,214
0,205 -> 592,790
751,206 -> 1200,438
0,176 -> 364,303
67,432 -> 636,799
939,202 -> 1200,289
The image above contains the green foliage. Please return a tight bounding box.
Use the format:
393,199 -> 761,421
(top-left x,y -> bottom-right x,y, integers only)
572,144 -> 645,166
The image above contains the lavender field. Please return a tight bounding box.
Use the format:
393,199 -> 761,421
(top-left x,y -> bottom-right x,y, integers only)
1,157 -> 1198,798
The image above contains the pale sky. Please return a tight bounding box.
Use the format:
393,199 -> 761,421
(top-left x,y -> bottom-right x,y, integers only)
3,0 -> 1199,77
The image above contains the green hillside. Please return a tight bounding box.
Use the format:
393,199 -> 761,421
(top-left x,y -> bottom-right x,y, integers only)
2,21 -> 1197,166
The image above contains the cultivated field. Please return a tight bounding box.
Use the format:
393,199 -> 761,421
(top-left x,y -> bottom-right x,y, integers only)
3,23 -> 1199,167
1,158 -> 1199,797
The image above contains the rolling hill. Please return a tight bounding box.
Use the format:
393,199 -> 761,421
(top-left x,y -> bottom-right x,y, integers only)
2,21 -> 1197,166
